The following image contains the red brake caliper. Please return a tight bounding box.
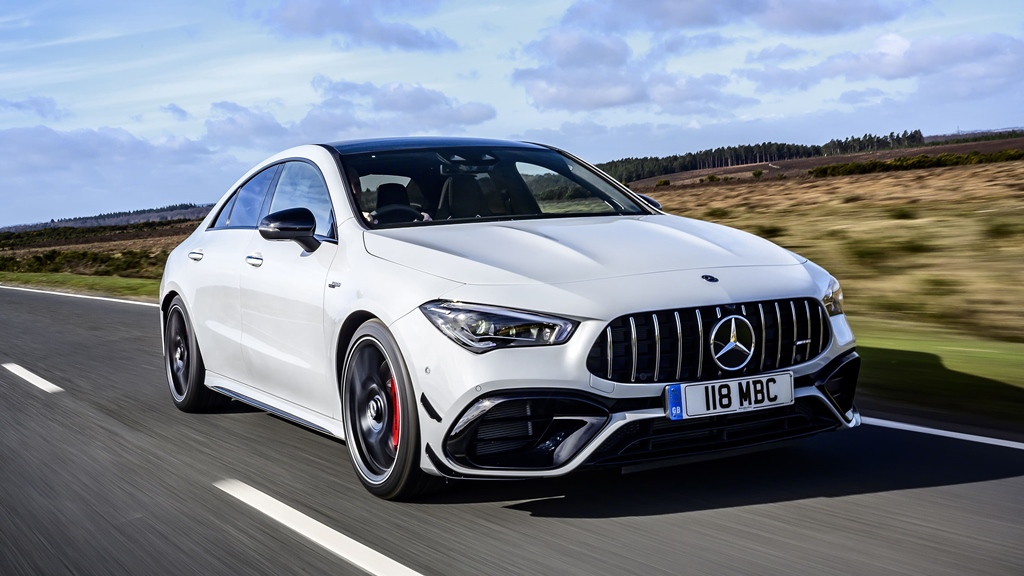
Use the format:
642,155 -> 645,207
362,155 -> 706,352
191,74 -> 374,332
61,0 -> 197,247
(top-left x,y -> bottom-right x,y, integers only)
389,377 -> 400,448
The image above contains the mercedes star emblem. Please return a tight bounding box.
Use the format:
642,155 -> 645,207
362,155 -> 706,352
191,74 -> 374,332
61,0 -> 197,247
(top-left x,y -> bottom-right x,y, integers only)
710,315 -> 756,371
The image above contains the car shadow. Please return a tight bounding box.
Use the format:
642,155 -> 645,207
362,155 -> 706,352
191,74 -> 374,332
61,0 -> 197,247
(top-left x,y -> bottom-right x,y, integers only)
856,345 -> 1024,433
417,425 -> 1024,518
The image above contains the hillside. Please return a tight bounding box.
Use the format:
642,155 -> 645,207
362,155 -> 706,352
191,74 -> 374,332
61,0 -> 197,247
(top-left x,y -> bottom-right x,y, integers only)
1,203 -> 213,232
628,136 -> 1024,189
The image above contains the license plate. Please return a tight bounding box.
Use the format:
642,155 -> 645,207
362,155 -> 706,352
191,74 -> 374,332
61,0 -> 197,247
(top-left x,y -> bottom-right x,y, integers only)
665,373 -> 794,420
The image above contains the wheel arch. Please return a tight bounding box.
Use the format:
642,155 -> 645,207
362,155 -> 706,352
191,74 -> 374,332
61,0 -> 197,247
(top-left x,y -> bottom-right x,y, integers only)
160,290 -> 180,322
335,310 -> 380,388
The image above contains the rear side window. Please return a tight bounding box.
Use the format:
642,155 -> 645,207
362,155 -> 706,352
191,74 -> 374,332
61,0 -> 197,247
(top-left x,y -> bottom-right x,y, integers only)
268,161 -> 335,238
225,166 -> 277,228
212,192 -> 236,228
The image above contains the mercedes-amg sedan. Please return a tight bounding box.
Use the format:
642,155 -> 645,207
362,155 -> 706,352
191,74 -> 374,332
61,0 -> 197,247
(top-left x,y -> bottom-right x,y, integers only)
160,137 -> 860,499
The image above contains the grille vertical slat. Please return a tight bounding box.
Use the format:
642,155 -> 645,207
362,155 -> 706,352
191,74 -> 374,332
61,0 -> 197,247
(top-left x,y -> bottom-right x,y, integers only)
586,298 -> 831,384
758,303 -> 766,372
818,305 -> 825,355
774,302 -> 782,369
696,309 -> 704,380
605,326 -> 613,380
804,300 -> 812,360
652,314 -> 661,382
674,312 -> 683,381
629,317 -> 638,383
790,301 -> 798,365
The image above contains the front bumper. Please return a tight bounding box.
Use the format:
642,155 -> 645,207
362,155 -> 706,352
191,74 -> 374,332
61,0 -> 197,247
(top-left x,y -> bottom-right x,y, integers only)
391,308 -> 859,480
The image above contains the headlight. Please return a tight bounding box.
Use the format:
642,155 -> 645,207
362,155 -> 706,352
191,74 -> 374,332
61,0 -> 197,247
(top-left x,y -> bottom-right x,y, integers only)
420,301 -> 577,353
822,276 -> 845,316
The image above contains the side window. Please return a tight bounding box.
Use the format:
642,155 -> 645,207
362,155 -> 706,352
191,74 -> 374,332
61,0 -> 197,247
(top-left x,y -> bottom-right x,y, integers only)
268,162 -> 335,238
227,166 -> 277,228
211,192 -> 236,228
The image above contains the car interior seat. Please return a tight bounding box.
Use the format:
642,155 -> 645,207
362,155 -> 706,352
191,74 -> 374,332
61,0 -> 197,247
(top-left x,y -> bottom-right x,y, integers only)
436,175 -> 491,219
372,182 -> 419,224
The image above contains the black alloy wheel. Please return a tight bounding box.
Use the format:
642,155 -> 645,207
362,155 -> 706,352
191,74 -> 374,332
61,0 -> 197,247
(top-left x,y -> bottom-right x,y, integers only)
163,296 -> 228,412
342,319 -> 436,499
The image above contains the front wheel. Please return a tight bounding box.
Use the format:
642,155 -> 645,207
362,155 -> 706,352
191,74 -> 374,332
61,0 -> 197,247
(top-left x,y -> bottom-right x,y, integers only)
342,320 -> 435,500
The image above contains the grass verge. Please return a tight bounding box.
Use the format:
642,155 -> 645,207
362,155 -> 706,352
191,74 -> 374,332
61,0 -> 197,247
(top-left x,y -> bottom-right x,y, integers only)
850,315 -> 1024,431
0,272 -> 159,301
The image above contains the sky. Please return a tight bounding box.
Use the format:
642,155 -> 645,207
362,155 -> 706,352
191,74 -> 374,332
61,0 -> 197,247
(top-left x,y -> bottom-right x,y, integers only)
1,0 -> 1022,227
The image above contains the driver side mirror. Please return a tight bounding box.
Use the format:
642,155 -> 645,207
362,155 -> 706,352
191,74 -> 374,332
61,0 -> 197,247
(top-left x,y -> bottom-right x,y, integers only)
259,207 -> 321,252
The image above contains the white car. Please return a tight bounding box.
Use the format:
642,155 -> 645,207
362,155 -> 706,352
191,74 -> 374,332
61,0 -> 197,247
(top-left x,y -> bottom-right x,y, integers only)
160,137 -> 860,499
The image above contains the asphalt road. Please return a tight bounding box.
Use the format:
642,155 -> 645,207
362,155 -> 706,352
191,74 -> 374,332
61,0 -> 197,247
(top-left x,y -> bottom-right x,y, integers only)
2,286 -> 1023,576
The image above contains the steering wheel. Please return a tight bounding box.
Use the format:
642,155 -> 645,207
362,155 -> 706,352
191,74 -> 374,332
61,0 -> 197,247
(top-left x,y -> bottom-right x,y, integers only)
371,204 -> 425,225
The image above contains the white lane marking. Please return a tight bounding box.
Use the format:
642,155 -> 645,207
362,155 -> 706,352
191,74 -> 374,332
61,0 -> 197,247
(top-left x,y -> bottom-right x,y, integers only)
214,479 -> 424,576
0,284 -> 158,308
863,417 -> 1024,451
2,363 -> 64,393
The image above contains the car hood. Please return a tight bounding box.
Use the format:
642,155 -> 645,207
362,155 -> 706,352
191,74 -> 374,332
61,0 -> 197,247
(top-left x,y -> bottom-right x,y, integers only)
363,215 -> 805,286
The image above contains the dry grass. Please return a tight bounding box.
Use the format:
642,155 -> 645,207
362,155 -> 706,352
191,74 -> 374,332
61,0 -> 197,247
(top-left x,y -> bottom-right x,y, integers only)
648,160 -> 1024,342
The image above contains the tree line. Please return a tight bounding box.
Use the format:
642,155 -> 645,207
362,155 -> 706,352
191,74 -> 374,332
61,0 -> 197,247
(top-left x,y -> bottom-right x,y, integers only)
594,128 -> 1024,184
3,203 -> 213,232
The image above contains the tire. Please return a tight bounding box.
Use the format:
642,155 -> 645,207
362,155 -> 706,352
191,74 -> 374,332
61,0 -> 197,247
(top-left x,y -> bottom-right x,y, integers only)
342,319 -> 437,500
163,296 -> 229,412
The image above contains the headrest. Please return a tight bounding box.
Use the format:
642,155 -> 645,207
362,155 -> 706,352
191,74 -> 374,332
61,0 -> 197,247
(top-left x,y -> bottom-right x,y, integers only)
446,176 -> 489,218
376,183 -> 410,207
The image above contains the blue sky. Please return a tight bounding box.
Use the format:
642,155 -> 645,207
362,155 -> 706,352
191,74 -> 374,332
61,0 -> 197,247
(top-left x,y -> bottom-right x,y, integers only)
1,0 -> 1022,227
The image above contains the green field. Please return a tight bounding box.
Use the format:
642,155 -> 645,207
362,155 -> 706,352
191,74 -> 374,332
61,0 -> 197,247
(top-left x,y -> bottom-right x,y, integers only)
852,316 -> 1024,430
0,272 -> 159,300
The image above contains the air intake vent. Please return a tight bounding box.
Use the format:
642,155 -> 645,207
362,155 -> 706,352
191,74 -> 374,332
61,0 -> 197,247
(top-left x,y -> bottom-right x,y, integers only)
586,298 -> 831,384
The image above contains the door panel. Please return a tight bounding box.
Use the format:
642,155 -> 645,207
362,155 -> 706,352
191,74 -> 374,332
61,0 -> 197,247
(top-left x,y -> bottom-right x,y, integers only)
239,237 -> 337,412
188,228 -> 254,383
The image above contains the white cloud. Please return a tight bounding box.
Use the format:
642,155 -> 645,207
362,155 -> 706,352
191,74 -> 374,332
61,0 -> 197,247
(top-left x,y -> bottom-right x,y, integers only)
655,32 -> 737,56
512,29 -> 756,115
562,0 -> 758,32
561,0 -> 914,35
0,96 -> 70,119
260,0 -> 456,51
752,0 -> 911,34
738,33 -> 1024,100
837,88 -> 887,105
204,101 -> 297,150
161,103 -> 191,121
745,44 -> 807,64
199,77 -> 497,153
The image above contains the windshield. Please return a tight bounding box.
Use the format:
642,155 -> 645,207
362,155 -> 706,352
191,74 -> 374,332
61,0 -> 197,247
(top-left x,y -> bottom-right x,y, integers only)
340,146 -> 647,227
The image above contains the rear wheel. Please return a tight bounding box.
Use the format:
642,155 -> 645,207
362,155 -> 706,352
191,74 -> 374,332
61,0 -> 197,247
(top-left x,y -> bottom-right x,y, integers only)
342,320 -> 436,499
164,296 -> 228,412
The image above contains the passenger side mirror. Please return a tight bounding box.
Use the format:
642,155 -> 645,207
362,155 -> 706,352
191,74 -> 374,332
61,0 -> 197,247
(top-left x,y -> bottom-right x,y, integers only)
259,207 -> 321,252
636,193 -> 662,210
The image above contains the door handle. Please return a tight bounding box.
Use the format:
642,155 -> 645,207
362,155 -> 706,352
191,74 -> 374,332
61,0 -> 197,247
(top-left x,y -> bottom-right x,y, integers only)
188,250 -> 204,261
245,255 -> 264,268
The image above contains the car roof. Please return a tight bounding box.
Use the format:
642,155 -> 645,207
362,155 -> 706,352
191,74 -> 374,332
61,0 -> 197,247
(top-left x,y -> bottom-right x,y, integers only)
325,137 -> 548,155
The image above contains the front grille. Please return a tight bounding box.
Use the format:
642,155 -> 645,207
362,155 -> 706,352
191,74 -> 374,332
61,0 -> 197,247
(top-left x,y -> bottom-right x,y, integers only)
585,397 -> 839,467
586,298 -> 831,384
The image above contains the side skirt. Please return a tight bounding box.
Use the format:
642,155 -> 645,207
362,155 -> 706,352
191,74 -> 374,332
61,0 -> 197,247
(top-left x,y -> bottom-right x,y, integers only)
205,372 -> 345,439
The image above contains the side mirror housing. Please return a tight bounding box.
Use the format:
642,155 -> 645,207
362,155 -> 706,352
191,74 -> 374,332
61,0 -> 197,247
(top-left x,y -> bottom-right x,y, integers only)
259,207 -> 321,252
636,193 -> 662,210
